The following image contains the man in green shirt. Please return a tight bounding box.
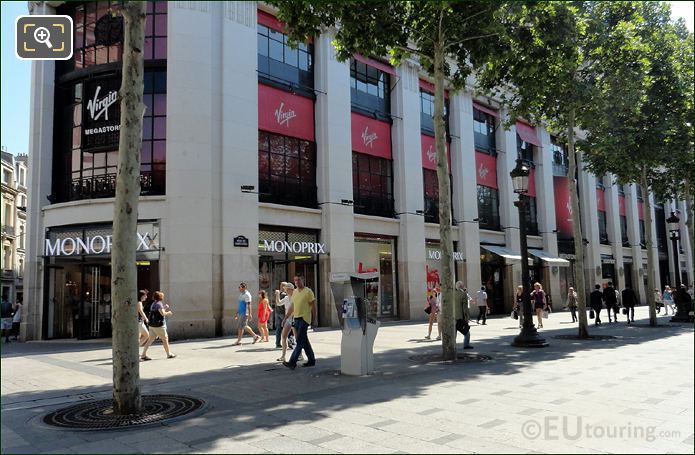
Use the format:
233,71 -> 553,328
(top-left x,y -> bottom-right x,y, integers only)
283,276 -> 317,369
454,281 -> 473,349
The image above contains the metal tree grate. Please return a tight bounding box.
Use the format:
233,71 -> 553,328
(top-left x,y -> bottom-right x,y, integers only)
408,353 -> 493,363
43,394 -> 205,430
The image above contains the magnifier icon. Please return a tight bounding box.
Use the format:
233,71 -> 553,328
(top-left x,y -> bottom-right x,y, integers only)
33,26 -> 53,49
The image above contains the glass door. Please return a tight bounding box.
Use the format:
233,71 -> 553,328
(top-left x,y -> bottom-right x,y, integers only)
80,264 -> 111,339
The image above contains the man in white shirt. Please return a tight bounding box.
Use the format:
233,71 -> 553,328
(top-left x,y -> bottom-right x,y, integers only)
476,286 -> 488,325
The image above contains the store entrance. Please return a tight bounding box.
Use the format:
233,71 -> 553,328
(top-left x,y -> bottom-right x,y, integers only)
259,257 -> 318,330
481,263 -> 506,314
45,260 -> 159,339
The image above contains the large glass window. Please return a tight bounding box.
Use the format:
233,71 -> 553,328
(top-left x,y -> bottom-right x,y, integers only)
350,59 -> 390,119
598,211 -> 609,244
523,196 -> 539,235
422,169 -> 452,224
258,131 -> 317,208
257,24 -> 313,91
354,236 -> 397,317
473,108 -> 496,154
620,215 -> 629,246
71,1 -> 167,70
477,185 -> 500,230
517,135 -> 534,162
636,184 -> 644,201
639,220 -> 646,248
352,153 -> 394,217
420,90 -> 449,136
551,139 -> 568,176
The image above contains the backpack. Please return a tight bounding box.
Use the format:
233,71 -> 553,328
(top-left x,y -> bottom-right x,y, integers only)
148,303 -> 164,327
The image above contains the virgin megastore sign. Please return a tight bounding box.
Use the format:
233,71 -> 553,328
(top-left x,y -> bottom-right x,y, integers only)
83,76 -> 121,151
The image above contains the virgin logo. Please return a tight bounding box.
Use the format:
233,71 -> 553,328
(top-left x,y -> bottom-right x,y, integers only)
274,102 -> 297,127
478,163 -> 490,180
362,126 -> 378,148
426,145 -> 436,164
87,86 -> 118,121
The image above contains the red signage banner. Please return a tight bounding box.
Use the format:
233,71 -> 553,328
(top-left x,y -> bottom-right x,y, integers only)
619,195 -> 626,216
258,84 -> 315,142
554,176 -> 573,239
596,188 -> 606,212
475,151 -> 497,189
638,200 -> 644,220
353,53 -> 397,76
473,102 -> 499,118
516,121 -> 540,146
351,112 -> 392,159
528,167 -> 537,198
258,10 -> 284,32
418,79 -> 449,98
421,133 -> 451,171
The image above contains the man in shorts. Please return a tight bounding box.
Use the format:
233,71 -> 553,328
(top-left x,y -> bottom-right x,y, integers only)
233,282 -> 260,345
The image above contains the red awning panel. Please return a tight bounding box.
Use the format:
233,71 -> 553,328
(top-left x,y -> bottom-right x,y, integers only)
353,53 -> 397,76
258,84 -> 315,142
516,121 -> 541,146
619,195 -> 626,217
258,10 -> 284,32
473,102 -> 500,118
475,151 -> 498,189
421,133 -> 451,171
351,112 -> 392,159
596,188 -> 606,212
418,79 -> 449,98
554,176 -> 573,239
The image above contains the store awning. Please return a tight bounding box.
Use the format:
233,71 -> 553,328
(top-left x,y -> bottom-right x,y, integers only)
528,249 -> 571,267
481,245 -> 530,264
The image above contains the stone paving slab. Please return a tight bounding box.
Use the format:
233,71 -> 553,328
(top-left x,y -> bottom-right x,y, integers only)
1,306 -> 692,454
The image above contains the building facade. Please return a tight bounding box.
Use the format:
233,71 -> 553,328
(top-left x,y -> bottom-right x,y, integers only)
2,149 -> 28,308
24,1 -> 693,340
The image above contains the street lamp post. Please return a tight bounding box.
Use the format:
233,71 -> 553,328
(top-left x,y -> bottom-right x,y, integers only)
667,211 -> 690,322
510,159 -> 548,348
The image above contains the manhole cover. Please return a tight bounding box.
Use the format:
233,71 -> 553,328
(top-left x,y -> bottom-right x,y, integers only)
553,335 -> 618,340
43,394 -> 205,430
408,353 -> 492,363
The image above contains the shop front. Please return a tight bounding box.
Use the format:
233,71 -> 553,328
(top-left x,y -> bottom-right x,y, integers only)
258,227 -> 322,324
43,222 -> 161,339
354,235 -> 397,318
425,240 -> 463,296
479,245 -> 513,314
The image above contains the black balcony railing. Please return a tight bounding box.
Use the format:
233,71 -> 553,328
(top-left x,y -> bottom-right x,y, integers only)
259,179 -> 318,209
50,172 -> 165,203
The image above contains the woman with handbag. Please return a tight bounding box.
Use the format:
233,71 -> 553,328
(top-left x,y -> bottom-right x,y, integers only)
531,283 -> 547,328
567,287 -> 578,323
424,291 -> 439,340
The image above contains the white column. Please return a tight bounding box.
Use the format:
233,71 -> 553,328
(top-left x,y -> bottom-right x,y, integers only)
315,32 -> 355,326
605,176 -> 624,289
537,126 -> 560,302
392,63 -> 426,320
25,2 -> 56,340
626,184 -> 646,302
578,162 -> 602,294
450,92 -> 481,292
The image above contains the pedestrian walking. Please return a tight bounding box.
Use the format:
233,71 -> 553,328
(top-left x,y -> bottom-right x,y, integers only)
514,285 -> 524,328
662,286 -> 675,315
137,290 -> 150,346
141,291 -> 176,360
621,285 -> 638,324
454,282 -> 473,349
435,287 -> 443,340
233,282 -> 260,346
590,284 -> 604,325
425,291 -> 439,339
567,287 -> 578,323
654,288 -> 663,313
257,290 -> 271,342
283,276 -> 317,370
274,282 -> 288,348
10,300 -> 22,341
603,281 -> 619,322
531,282 -> 548,328
476,286 -> 488,325
1,299 -> 13,343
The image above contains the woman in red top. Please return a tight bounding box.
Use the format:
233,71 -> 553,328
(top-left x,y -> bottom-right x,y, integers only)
257,290 -> 272,342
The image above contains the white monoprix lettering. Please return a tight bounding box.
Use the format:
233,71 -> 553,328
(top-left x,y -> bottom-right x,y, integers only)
44,233 -> 154,256
262,239 -> 326,254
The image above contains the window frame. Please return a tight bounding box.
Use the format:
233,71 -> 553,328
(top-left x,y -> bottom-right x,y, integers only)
473,108 -> 496,154
350,59 -> 391,120
420,89 -> 450,138
257,23 -> 314,94
352,152 -> 395,218
477,185 -> 500,231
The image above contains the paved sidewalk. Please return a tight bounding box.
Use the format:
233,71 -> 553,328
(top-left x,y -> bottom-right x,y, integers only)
1,307 -> 693,454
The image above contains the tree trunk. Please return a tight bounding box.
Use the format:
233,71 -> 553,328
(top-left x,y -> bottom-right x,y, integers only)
434,15 -> 455,362
112,1 -> 147,415
567,109 -> 589,338
641,168 -> 658,326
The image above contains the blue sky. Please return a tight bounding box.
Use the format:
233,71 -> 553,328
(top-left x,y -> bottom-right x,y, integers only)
1,1 -> 693,157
